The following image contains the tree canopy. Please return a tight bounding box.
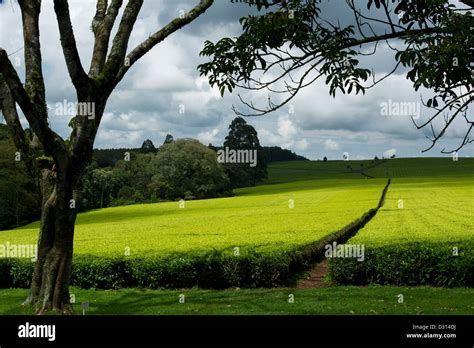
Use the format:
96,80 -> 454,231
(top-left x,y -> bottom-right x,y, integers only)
199,0 -> 473,153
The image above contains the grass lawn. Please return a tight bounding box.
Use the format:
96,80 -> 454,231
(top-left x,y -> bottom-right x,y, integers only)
0,286 -> 473,315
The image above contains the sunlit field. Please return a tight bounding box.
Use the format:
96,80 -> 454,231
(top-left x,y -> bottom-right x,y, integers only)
351,177 -> 474,246
0,178 -> 384,258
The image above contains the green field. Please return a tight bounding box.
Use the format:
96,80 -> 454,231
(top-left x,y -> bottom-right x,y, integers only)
351,177 -> 474,246
0,158 -> 473,314
1,286 -> 473,315
326,159 -> 473,287
0,157 -> 472,290
0,179 -> 385,258
265,157 -> 474,183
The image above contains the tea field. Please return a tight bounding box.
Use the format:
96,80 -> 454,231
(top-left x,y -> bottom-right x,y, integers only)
0,179 -> 385,258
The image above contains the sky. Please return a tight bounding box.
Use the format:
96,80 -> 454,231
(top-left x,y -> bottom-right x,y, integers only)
0,0 -> 472,160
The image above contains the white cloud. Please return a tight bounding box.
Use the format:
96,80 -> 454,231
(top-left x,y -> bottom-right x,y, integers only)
0,1 -> 471,157
277,115 -> 297,139
295,139 -> 309,151
198,128 -> 219,144
384,148 -> 397,158
257,115 -> 309,152
324,139 -> 340,151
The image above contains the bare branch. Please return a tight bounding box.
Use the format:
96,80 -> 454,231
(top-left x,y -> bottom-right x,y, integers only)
0,75 -> 32,166
103,0 -> 144,85
53,0 -> 90,98
115,0 -> 214,84
0,49 -> 67,161
89,0 -> 124,77
91,0 -> 108,34
18,0 -> 46,107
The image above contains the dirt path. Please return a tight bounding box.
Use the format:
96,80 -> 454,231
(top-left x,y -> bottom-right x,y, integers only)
296,179 -> 391,288
296,259 -> 330,288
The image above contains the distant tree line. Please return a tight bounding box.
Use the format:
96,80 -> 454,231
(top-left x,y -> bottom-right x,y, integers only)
0,124 -> 40,230
0,118 -> 307,230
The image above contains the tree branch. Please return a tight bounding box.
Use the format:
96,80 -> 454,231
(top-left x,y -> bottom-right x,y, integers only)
0,75 -> 32,167
89,0 -> 124,77
18,0 -> 46,109
102,0 -> 144,86
91,0 -> 108,34
53,0 -> 90,98
115,0 -> 214,84
0,49 -> 67,162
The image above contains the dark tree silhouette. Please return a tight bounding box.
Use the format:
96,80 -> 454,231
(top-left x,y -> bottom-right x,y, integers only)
223,117 -> 267,187
163,134 -> 174,145
141,139 -> 156,153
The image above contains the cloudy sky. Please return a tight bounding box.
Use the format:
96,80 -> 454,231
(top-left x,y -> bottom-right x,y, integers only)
0,0 -> 472,160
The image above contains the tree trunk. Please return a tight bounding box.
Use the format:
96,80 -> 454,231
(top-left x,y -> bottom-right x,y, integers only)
23,168 -> 78,315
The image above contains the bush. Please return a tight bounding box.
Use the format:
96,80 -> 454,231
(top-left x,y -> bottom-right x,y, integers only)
329,242 -> 474,287
0,212 -> 381,290
149,139 -> 230,200
71,257 -> 133,289
0,259 -> 14,287
0,249 -> 307,290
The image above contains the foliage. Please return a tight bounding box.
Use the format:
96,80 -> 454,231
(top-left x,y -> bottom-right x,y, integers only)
329,242 -> 474,287
199,0 -> 473,151
222,117 -> 267,187
163,134 -> 174,145
149,139 -> 231,200
140,139 -> 156,154
0,124 -> 40,230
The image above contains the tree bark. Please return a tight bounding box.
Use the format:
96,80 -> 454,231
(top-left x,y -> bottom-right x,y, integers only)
1,0 -> 215,316
23,168 -> 78,315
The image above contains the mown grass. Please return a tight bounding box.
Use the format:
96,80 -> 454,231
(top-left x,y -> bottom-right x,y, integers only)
1,286 -> 473,315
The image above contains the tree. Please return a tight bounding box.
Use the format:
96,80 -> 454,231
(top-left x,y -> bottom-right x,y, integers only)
0,124 -> 40,230
199,0 -> 473,153
222,117 -> 267,187
140,139 -> 156,154
149,139 -> 230,200
92,168 -> 113,209
0,0 -> 214,314
163,134 -> 174,145
112,152 -> 155,203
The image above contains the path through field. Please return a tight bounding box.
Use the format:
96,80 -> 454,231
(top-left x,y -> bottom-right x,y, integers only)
296,179 -> 391,288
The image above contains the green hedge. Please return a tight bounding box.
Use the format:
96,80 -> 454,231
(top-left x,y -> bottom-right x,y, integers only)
0,250 -> 301,289
0,210 -> 376,290
328,242 -> 474,287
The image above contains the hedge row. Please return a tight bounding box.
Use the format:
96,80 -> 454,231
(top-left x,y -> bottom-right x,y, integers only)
0,248 -> 318,289
0,209 -> 377,290
328,242 -> 474,287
